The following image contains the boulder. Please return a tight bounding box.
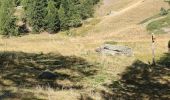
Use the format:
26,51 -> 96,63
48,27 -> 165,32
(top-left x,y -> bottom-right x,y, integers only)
38,70 -> 57,79
96,44 -> 133,56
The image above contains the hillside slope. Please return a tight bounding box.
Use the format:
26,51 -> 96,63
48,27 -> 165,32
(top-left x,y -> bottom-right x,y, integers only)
0,0 -> 169,99
91,0 -> 169,37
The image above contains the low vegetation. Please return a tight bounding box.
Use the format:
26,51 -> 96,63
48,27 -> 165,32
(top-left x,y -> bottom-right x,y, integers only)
0,0 -> 18,36
146,1 -> 170,34
147,16 -> 170,34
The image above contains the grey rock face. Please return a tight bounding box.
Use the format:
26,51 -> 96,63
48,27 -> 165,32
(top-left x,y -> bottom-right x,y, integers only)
96,44 -> 133,56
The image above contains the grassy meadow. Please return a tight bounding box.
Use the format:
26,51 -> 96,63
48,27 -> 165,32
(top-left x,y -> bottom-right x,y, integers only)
0,0 -> 170,99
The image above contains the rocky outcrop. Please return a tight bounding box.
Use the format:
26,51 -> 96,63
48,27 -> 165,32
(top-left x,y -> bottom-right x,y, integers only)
96,44 -> 133,56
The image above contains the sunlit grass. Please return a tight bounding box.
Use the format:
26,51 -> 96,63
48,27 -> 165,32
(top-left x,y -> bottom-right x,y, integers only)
0,0 -> 170,99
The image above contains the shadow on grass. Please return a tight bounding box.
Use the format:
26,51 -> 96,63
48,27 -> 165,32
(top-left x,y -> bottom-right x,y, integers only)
158,53 -> 170,67
0,90 -> 44,100
0,51 -> 97,90
101,53 -> 170,100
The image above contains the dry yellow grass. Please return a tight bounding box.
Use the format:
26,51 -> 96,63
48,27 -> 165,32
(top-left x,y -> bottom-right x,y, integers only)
0,0 -> 170,99
95,0 -> 140,17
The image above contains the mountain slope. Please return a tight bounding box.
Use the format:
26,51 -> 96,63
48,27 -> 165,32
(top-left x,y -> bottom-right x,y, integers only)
91,0 -> 169,37
0,0 -> 170,99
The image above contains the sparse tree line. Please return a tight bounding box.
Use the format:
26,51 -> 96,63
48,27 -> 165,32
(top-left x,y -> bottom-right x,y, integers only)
0,0 -> 99,36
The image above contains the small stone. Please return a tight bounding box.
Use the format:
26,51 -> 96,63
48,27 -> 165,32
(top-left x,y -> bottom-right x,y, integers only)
38,71 -> 57,79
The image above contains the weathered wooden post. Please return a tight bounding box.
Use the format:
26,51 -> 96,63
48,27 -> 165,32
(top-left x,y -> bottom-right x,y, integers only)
168,40 -> 170,53
152,33 -> 156,66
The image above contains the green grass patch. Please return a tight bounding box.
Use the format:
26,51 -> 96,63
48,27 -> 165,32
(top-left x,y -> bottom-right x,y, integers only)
147,15 -> 170,34
140,8 -> 169,24
104,41 -> 118,45
139,14 -> 162,24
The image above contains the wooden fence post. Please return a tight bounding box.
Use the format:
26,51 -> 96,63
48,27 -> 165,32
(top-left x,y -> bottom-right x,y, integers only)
168,40 -> 170,53
152,33 -> 156,66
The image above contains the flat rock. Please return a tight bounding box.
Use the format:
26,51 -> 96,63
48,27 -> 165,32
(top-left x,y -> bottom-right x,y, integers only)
96,44 -> 133,56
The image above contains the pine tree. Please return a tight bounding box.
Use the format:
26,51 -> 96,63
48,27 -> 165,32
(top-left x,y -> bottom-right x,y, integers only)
53,0 -> 61,8
22,0 -> 99,33
0,0 -> 18,36
79,0 -> 94,19
58,4 -> 68,30
59,0 -> 81,30
23,0 -> 47,33
67,0 -> 82,28
45,0 -> 60,33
